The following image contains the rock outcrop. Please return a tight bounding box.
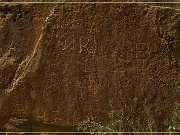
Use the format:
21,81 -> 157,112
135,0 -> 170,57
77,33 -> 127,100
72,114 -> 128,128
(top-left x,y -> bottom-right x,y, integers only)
3,117 -> 32,132
0,2 -> 179,131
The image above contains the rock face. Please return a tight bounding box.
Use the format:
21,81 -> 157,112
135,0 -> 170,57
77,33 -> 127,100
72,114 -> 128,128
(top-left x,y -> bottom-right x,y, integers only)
3,117 -> 32,132
0,2 -> 179,130
0,116 -> 76,134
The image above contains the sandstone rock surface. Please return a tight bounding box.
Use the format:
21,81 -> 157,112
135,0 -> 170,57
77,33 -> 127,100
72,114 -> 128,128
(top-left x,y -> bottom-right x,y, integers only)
0,2 -> 179,131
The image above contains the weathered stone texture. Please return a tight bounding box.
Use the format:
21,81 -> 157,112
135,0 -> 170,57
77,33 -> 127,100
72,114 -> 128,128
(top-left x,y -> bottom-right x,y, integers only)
0,3 -> 179,129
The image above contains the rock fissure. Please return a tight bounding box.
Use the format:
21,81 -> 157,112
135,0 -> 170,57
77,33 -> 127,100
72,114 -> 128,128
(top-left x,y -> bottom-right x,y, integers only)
5,7 -> 56,95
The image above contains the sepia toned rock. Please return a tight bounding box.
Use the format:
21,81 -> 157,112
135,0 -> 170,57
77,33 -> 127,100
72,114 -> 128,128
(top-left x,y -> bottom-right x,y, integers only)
0,2 -> 179,131
3,117 -> 32,133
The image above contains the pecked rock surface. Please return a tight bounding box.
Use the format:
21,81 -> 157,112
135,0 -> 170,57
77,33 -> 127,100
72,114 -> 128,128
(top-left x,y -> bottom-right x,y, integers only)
0,3 -> 180,130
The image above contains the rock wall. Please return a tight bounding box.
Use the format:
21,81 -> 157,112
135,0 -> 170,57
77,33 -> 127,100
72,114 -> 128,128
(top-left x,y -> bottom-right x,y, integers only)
0,2 -> 179,131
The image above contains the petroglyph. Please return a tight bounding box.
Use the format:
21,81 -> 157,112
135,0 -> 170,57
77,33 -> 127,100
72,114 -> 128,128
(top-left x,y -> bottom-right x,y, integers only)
79,36 -> 90,53
61,39 -> 75,51
0,4 -> 179,130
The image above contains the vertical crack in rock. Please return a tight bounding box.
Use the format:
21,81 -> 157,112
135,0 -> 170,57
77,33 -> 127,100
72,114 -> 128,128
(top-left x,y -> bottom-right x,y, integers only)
5,7 -> 56,95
